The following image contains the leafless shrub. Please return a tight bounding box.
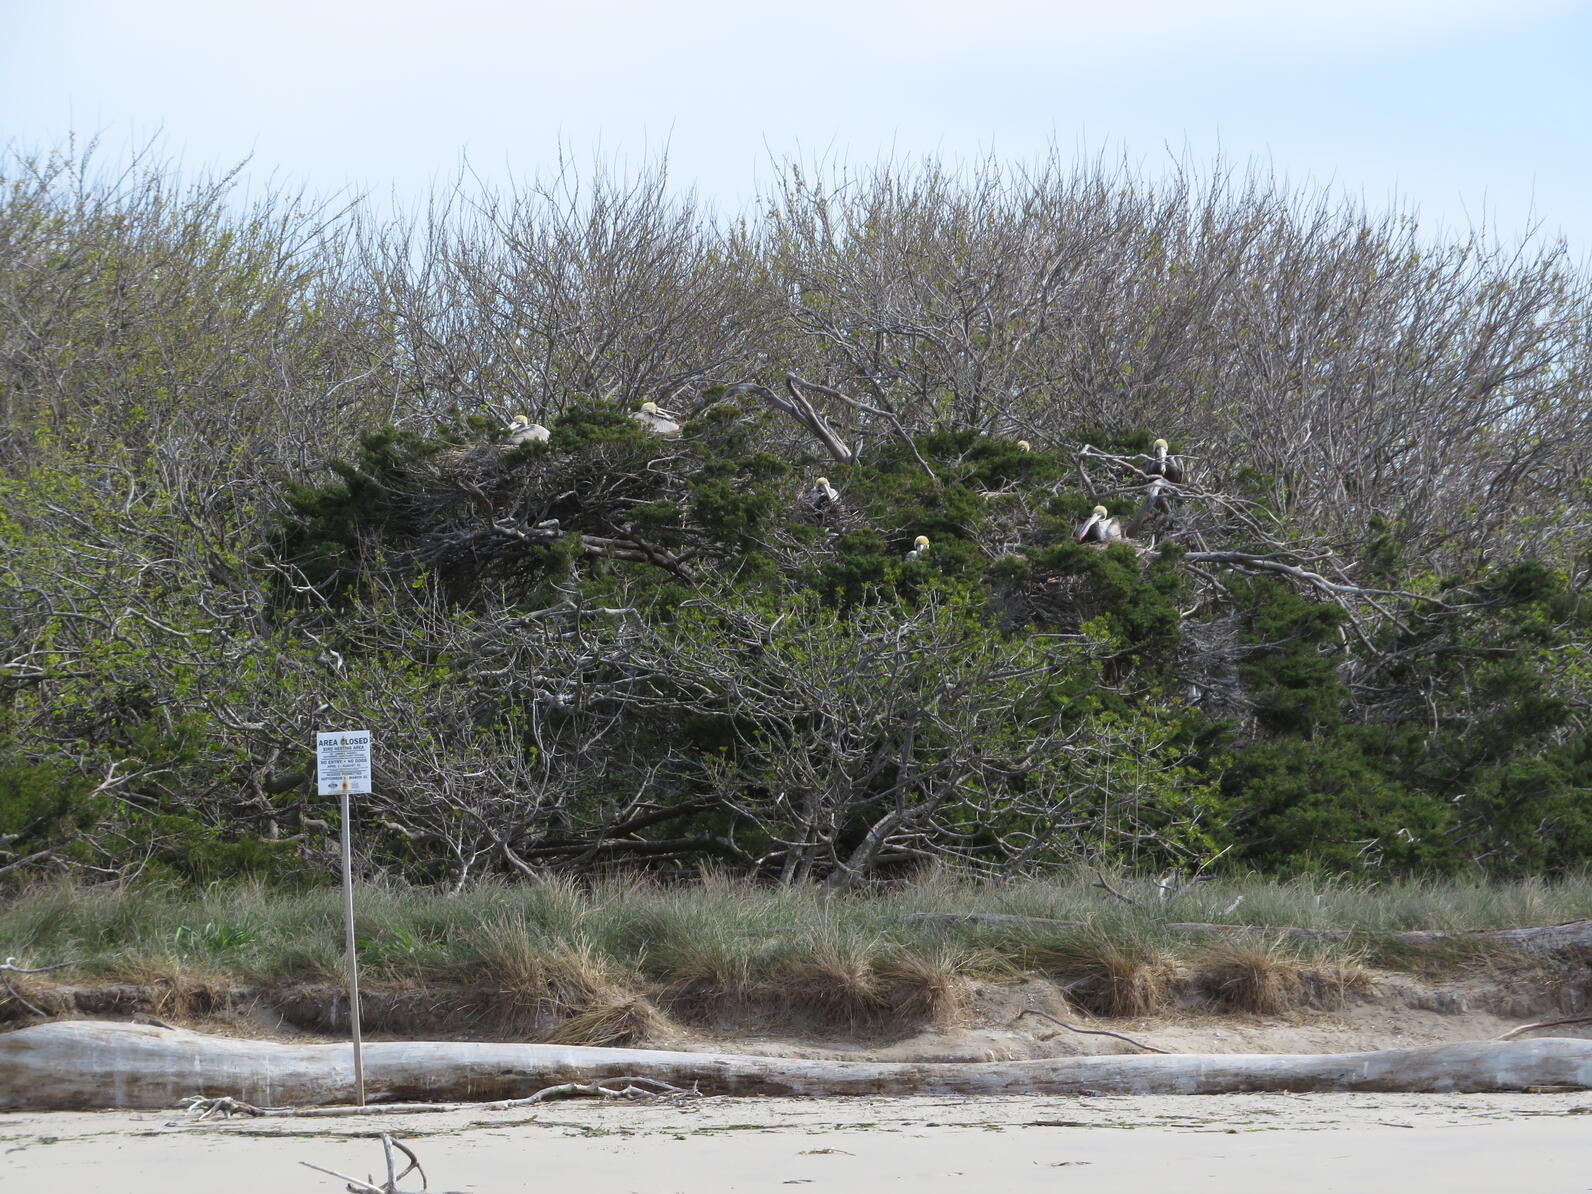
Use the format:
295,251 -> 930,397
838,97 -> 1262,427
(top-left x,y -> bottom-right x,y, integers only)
362,158 -> 776,427
760,152 -> 1591,571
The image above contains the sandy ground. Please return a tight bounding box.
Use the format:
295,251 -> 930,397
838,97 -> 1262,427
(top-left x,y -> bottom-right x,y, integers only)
8,963 -> 1592,1193
5,1090 -> 1591,1193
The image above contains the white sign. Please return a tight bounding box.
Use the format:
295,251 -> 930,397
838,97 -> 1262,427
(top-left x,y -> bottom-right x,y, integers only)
317,730 -> 372,795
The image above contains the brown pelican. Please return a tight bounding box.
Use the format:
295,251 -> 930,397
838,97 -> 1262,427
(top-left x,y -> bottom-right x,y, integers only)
1146,438 -> 1185,483
1144,475 -> 1175,513
505,413 -> 551,445
1125,477 -> 1175,539
632,401 -> 682,436
806,476 -> 840,510
1076,505 -> 1126,544
905,534 -> 930,562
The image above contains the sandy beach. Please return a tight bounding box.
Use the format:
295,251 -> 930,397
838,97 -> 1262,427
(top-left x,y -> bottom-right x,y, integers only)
5,1090 -> 1590,1194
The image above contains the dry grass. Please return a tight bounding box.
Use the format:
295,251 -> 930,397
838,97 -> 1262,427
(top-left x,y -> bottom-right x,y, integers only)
1298,963 -> 1375,1010
767,933 -> 890,1023
645,937 -> 759,1007
548,996 -> 674,1046
873,945 -> 989,1024
1196,938 -> 1308,1014
1035,929 -> 1173,1017
464,915 -> 647,1037
1195,936 -> 1374,1013
102,951 -> 229,1020
3,870 -> 1589,1035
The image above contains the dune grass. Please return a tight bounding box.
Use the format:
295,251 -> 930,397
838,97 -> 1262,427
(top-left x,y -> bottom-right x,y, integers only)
1,868 -> 1586,1034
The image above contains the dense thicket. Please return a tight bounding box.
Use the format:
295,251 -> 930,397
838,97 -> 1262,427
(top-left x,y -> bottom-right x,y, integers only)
2,141 -> 1589,889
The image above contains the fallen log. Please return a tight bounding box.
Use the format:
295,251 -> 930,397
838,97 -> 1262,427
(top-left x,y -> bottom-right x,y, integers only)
2,1021 -> 1590,1110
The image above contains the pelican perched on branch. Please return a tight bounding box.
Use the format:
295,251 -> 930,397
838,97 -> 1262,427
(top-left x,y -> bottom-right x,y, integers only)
1145,475 -> 1175,512
632,402 -> 682,436
1076,505 -> 1126,544
905,535 -> 930,563
1126,477 -> 1176,540
1146,438 -> 1185,484
806,476 -> 840,511
505,413 -> 551,445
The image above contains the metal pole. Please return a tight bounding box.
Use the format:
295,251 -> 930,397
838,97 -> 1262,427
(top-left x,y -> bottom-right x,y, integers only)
339,784 -> 366,1106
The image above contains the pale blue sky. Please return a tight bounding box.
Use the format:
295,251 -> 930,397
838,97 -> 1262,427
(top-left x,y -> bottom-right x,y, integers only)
3,0 -> 1588,251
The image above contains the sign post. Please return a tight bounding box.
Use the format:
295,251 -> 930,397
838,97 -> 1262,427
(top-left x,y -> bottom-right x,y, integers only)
316,730 -> 372,1107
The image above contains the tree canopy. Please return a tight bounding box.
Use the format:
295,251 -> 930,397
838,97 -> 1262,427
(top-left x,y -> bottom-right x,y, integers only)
2,141 -> 1589,888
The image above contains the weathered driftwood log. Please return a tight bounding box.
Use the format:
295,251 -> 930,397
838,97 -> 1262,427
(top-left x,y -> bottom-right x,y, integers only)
903,916 -> 1592,953
2,1021 -> 1590,1110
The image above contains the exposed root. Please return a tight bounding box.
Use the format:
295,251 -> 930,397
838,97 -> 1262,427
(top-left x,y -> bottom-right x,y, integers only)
181,1094 -> 267,1119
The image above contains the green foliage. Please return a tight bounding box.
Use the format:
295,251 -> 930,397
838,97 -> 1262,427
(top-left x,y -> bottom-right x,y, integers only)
272,426 -> 446,595
688,476 -> 779,551
5,141 -> 1591,887
1232,577 -> 1348,736
1027,540 -> 1186,659
1459,745 -> 1592,872
0,762 -> 106,865
1218,559 -> 1592,875
805,528 -> 893,606
123,809 -> 299,884
1222,734 -> 1458,873
547,399 -> 650,452
1070,426 -> 1155,456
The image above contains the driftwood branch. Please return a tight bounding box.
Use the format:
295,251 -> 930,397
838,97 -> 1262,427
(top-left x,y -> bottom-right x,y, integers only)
503,1075 -> 696,1105
178,1075 -> 696,1119
1015,1008 -> 1172,1054
0,956 -> 77,1018
1497,1015 -> 1592,1042
301,1133 -> 464,1194
3,1021 -> 1589,1109
181,1094 -> 265,1119
189,1099 -> 458,1118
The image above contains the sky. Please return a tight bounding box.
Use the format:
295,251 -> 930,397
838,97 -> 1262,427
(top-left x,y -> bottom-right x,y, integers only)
2,0 -> 1590,253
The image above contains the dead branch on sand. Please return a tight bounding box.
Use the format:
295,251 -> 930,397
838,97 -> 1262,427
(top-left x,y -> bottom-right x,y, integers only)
302,1133 -> 468,1194
179,1076 -> 696,1119
1497,1015 -> 1592,1042
493,1075 -> 697,1106
1016,1008 -> 1173,1054
182,1094 -> 266,1119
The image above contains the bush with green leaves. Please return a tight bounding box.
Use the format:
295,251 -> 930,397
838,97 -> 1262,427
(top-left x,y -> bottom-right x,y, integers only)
4,139 -> 1591,888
